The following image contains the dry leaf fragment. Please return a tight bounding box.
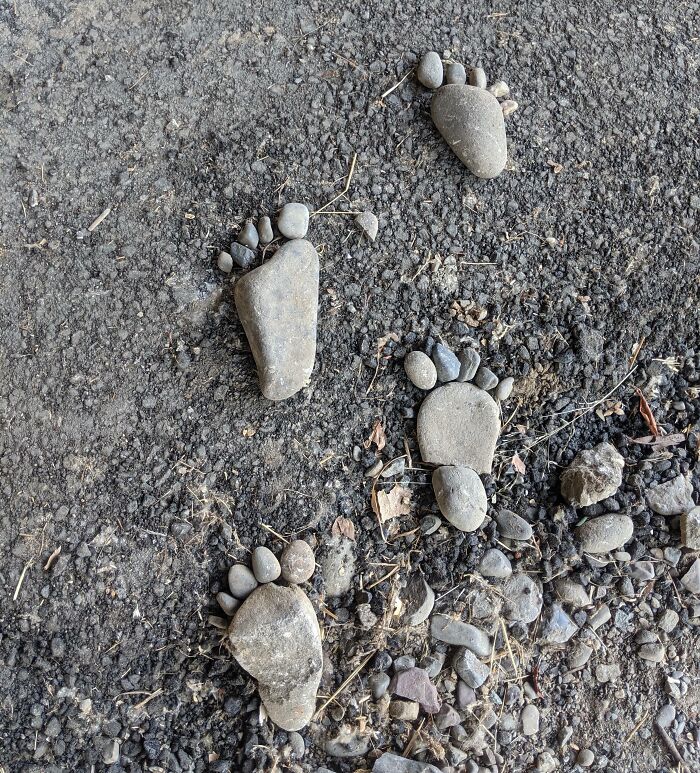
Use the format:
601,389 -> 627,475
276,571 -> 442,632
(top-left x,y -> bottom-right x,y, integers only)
547,159 -> 564,173
626,433 -> 685,449
634,387 -> 659,437
511,453 -> 526,474
331,516 -> 356,540
372,484 -> 412,523
364,419 -> 386,451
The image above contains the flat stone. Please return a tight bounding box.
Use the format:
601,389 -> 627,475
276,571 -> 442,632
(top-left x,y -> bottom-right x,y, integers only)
568,642 -> 593,670
495,377 -> 514,400
252,546 -> 281,583
355,210 -> 378,241
277,203 -> 309,239
647,474 -> 695,515
228,564 -> 259,600
372,753 -> 442,773
479,548 -> 512,578
457,348 -> 480,381
103,739 -> 120,765
521,704 -> 540,736
432,465 -> 487,532
280,539 -> 315,584
234,239 -> 319,400
258,215 -> 274,244
217,250 -> 233,273
554,578 -> 590,607
402,576 -> 435,627
404,350 -> 438,390
589,604 -> 611,630
390,667 -> 441,714
230,241 -> 255,269
435,703 -> 461,730
456,681 -> 477,708
445,62 -> 466,85
420,515 -> 441,535
681,558 -> 700,595
228,583 -> 322,731
453,647 -> 490,688
540,603 -> 578,644
324,726 -> 370,758
495,509 -> 532,541
681,507 -> 700,549
638,642 -> 665,662
474,366 -> 498,391
431,615 -> 491,657
237,221 -> 259,250
657,609 -> 679,633
432,343 -> 461,382
417,382 -> 500,474
560,442 -> 624,507
431,84 -> 507,179
502,575 -> 543,624
420,653 -> 445,679
576,514 -> 634,553
417,51 -> 443,89
389,699 -> 419,721
595,663 -> 621,683
319,535 -> 355,597
469,66 -> 487,89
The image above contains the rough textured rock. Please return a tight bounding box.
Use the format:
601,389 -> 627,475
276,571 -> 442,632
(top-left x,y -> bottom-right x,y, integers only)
280,539 -> 315,584
681,558 -> 700,595
647,474 -> 694,515
319,535 -> 355,597
681,507 -> 700,549
431,84 -> 507,179
404,350 -> 438,390
430,615 -> 491,657
502,574 -> 543,624
540,603 -> 578,644
417,382 -> 500,473
432,465 -> 487,532
324,726 -> 370,758
554,577 -> 590,607
389,699 -> 419,720
576,514 -> 634,553
453,647 -> 490,688
402,576 -> 435,626
355,210 -> 378,241
227,583 -> 322,731
373,754 -> 442,773
560,442 -> 624,507
234,239 -> 319,401
390,667 -> 441,713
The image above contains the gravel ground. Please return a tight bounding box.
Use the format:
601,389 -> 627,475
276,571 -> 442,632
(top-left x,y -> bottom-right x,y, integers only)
1,1 -> 699,771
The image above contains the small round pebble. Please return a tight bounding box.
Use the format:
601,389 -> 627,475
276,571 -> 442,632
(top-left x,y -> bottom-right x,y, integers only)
495,376 -> 514,400
577,749 -> 595,768
277,202 -> 309,240
216,591 -> 240,616
288,731 -> 305,758
469,66 -> 487,89
230,242 -> 255,268
404,350 -> 437,390
417,51 -> 443,89
474,366 -> 498,390
258,215 -> 274,244
217,250 -> 233,273
432,343 -> 460,382
228,564 -> 258,600
280,539 -> 315,583
656,704 -> 676,729
252,545 -> 281,583
237,221 -> 259,250
445,62 -> 466,85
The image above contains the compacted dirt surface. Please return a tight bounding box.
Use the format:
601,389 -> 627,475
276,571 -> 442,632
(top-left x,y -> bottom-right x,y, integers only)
1,1 -> 700,771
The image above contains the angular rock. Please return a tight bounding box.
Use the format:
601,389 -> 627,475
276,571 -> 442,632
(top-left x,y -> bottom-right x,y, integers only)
435,703 -> 461,730
540,603 -> 578,644
417,51 -> 443,89
638,643 -> 665,662
431,84 -> 507,179
568,642 -> 593,670
369,672 -> 390,700
432,465 -> 487,532
402,576 -> 435,627
474,366 -> 498,391
277,202 -> 309,239
647,474 -> 694,515
228,583 -> 322,731
237,221 -> 259,250
432,343 -> 460,382
234,239 -> 319,400
479,548 -> 512,578
681,558 -> 700,595
681,507 -> 700,549
576,514 -> 634,553
404,350 -> 438,390
495,509 -> 532,541
319,535 -> 355,597
453,647 -> 490,688
417,382 -> 500,474
560,442 -> 624,507
390,667 -> 441,714
230,241 -> 255,269
457,348 -> 480,382
502,575 -> 543,624
373,753 -> 442,773
355,210 -> 378,241
431,615 -> 491,657
389,699 -> 419,721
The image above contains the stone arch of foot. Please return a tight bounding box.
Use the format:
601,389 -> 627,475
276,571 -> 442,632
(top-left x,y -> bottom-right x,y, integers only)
208,52 -> 700,772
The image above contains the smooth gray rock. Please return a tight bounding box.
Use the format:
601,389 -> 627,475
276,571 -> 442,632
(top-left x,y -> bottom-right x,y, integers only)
521,704 -> 540,736
403,576 -> 435,626
369,672 -> 391,700
277,203 -> 309,239
430,615 -> 491,657
453,647 -> 490,688
234,239 -> 319,400
495,509 -> 532,541
474,366 -> 498,391
237,221 -> 259,250
228,583 -> 322,731
445,62 -> 467,85
252,546 -> 281,583
560,442 -> 624,507
355,210 -> 378,241
417,51 -> 443,89
502,574 -> 543,624
457,348 -> 480,381
431,84 -> 507,179
495,377 -> 514,400
258,215 -> 274,244
230,241 -> 255,269
469,66 -> 487,89
576,514 -> 634,553
638,642 -> 665,662
280,539 -> 315,584
568,642 -> 593,670
417,382 -> 500,474
479,548 -> 512,578
404,350 -> 438,390
228,564 -> 259,600
540,603 -> 578,644
647,474 -> 694,515
373,753 -> 442,773
432,343 -> 461,382
217,250 -> 233,273
554,577 -> 590,607
681,507 -> 700,549
420,653 -> 445,678
216,591 -> 240,616
320,535 -> 355,597
432,465 -> 487,532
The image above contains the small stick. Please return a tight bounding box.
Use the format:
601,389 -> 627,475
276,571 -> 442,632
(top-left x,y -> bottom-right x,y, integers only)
366,564 -> 400,589
132,688 -> 164,711
624,709 -> 649,745
311,153 -> 357,216
655,721 -> 686,768
313,650 -> 375,719
379,68 -> 414,101
403,717 -> 425,756
43,546 -> 61,571
13,560 -> 32,601
87,207 -> 111,232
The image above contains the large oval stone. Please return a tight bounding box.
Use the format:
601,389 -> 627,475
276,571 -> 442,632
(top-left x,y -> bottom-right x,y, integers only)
431,84 -> 507,179
417,383 -> 500,474
234,239 -> 319,401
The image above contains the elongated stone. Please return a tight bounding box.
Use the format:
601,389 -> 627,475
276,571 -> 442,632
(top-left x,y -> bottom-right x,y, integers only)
432,465 -> 487,532
576,514 -> 634,553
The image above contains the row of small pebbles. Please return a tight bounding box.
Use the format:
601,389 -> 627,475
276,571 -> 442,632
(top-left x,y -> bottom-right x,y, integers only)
218,202 -> 310,272
404,344 -> 514,400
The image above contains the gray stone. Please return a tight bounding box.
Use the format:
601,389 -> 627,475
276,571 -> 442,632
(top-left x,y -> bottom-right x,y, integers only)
479,548 -> 512,578
252,546 -> 281,583
554,577 -> 590,607
474,366 -> 498,391
280,539 -> 315,584
681,558 -> 700,595
432,465 -> 487,532
595,663 -> 621,683
521,704 -> 540,736
228,583 -> 322,731
589,604 -> 611,630
656,704 -> 676,729
681,507 -> 700,549
103,739 -> 120,765
431,615 -> 491,657
638,642 -> 665,662
502,575 -> 543,624
320,535 -> 355,597
324,726 -> 370,758
488,80 -> 510,98
380,457 -> 406,478
403,576 -> 435,627
389,699 -> 419,720
234,239 -> 319,400
577,749 -> 595,768
369,672 -> 390,700
540,603 -> 578,644
217,250 -> 233,273
277,203 -> 309,239
258,215 -> 274,244
431,84 -> 507,179
372,753 -> 442,773
435,703 -> 461,730
456,681 -> 477,708
432,343 -> 461,382
445,62 -> 466,85
560,442 -> 625,507
420,515 -> 441,535
629,560 -> 654,581
390,667 -> 441,714
501,99 -> 518,116
568,642 -> 593,670
230,241 -> 255,269
404,350 -> 438,390
657,609 -> 679,633
576,514 -> 634,553
237,221 -> 259,250
288,731 -> 305,758
393,655 -> 416,672
417,51 -> 443,89
453,647 -> 490,688
495,509 -> 532,541
216,591 -> 240,616
228,564 -> 259,600
417,382 -> 500,474
648,474 -> 694,515
494,377 -> 514,400
355,210 -> 378,241
469,66 -> 487,89
457,348 -> 480,381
